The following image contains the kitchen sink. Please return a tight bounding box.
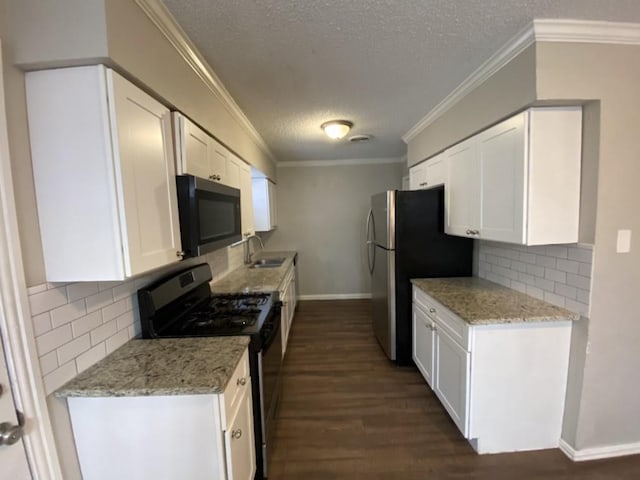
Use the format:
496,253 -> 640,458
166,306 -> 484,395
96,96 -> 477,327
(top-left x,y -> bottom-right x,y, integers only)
250,257 -> 286,269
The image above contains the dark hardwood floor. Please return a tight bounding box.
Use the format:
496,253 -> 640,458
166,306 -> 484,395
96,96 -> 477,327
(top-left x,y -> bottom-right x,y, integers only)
269,299 -> 640,479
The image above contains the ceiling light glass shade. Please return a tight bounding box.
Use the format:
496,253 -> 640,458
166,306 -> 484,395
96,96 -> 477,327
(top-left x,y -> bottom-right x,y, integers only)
321,120 -> 353,140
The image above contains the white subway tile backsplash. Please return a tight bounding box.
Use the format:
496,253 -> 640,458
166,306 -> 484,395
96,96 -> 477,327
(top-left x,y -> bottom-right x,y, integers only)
544,268 -> 567,283
36,324 -> 73,356
76,344 -> 106,374
85,290 -> 114,313
478,241 -> 594,318
29,286 -> 68,316
32,312 -> 52,336
71,311 -> 103,338
106,329 -> 129,354
57,334 -> 91,365
566,273 -> 591,290
536,255 -> 557,269
67,282 -> 99,302
43,361 -> 77,395
90,319 -> 118,346
28,244 -> 247,394
102,299 -> 127,323
556,259 -> 580,274
39,351 -> 59,376
544,291 -> 566,308
50,300 -> 86,328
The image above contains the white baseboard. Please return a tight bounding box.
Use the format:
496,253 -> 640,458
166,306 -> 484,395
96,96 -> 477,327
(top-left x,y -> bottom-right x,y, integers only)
559,438 -> 640,461
297,293 -> 372,301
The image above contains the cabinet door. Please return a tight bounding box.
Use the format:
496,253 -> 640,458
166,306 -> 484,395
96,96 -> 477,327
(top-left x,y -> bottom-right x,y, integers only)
252,178 -> 276,232
280,285 -> 290,357
425,152 -> 447,188
176,115 -> 212,179
224,390 -> 256,480
445,137 -> 480,238
107,70 -> 182,277
239,161 -> 255,235
225,154 -> 241,189
268,180 -> 277,228
412,305 -> 435,388
478,113 -> 526,243
434,327 -> 470,437
409,162 -> 427,190
210,137 -> 228,182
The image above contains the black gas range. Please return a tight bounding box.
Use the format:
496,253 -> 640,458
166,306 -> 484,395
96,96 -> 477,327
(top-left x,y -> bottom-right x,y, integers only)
137,263 -> 282,480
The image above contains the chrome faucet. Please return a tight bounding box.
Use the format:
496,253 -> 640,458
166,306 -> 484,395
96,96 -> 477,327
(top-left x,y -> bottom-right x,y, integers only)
231,233 -> 264,264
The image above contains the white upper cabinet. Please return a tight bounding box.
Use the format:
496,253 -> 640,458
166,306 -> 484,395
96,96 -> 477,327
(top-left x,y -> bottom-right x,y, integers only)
173,112 -> 233,186
237,159 -> 255,236
26,65 -> 182,281
445,107 -> 582,245
252,178 -> 277,232
409,152 -> 448,190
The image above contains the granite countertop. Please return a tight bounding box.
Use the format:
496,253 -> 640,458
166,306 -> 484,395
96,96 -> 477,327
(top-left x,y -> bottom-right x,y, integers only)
211,250 -> 297,294
411,277 -> 580,325
55,337 -> 250,398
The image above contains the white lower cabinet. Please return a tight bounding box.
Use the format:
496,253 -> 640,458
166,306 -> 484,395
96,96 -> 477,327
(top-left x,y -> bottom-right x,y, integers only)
412,286 -> 571,453
68,350 -> 255,480
280,263 -> 297,357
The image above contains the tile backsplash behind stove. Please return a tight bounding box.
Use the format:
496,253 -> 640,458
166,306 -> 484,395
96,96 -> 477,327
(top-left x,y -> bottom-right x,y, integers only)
476,240 -> 593,317
27,244 -> 245,395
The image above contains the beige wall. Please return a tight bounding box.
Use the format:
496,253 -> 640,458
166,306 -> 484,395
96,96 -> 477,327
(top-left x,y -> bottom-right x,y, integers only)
407,45 -> 537,167
264,161 -> 404,297
407,39 -> 640,452
536,42 -> 640,450
4,0 -> 275,286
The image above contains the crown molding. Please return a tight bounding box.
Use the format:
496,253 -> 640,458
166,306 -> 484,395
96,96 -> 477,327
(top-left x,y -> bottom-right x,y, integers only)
534,19 -> 640,45
278,157 -> 405,168
402,19 -> 640,144
134,0 -> 276,164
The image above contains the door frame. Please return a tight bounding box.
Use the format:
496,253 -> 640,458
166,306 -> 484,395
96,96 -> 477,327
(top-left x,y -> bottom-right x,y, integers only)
0,38 -> 63,479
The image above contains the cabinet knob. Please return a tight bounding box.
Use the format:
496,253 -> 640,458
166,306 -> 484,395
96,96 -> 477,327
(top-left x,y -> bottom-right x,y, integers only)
420,182 -> 428,187
236,377 -> 247,386
209,175 -> 215,180
429,307 -> 436,314
176,251 -> 185,258
231,429 -> 242,440
0,422 -> 24,446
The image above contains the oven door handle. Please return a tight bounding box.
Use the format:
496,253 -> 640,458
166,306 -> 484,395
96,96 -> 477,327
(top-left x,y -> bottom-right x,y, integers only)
261,303 -> 282,353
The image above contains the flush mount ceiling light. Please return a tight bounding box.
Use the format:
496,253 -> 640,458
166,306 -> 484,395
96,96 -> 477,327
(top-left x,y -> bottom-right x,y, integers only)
321,120 -> 353,140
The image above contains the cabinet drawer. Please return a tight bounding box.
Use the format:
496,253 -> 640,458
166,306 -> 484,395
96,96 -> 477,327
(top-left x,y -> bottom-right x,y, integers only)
413,287 -> 470,351
223,349 -> 250,428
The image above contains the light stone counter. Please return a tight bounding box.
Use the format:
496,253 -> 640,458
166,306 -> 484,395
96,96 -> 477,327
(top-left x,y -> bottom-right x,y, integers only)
411,277 -> 580,325
55,337 -> 250,397
210,250 -> 297,294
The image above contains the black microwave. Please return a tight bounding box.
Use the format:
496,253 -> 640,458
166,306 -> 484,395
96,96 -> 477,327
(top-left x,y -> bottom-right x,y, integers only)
176,175 -> 242,257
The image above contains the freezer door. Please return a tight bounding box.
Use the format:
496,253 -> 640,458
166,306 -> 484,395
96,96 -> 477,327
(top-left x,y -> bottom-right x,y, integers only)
371,191 -> 395,250
371,244 -> 396,360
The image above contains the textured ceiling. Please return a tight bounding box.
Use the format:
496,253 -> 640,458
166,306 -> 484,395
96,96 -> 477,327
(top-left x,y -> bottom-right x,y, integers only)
162,0 -> 640,162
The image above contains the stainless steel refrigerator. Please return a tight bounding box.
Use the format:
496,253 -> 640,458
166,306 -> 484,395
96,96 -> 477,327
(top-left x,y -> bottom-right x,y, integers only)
366,187 -> 473,365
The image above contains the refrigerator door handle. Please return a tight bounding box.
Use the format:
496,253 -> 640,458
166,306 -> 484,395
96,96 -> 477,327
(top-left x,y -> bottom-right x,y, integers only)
366,209 -> 376,274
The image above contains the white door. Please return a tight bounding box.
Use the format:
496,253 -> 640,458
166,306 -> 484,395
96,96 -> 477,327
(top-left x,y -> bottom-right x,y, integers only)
238,162 -> 255,236
412,306 -> 435,388
210,138 -> 228,183
179,115 -> 213,179
0,338 -> 31,480
409,162 -> 426,190
434,328 -> 470,437
478,112 -> 526,243
445,137 -> 480,237
225,155 -> 241,189
425,152 -> 448,188
107,70 -> 182,277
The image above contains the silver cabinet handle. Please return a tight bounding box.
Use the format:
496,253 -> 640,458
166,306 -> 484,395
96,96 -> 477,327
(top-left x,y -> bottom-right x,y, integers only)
209,175 -> 215,180
465,229 -> 480,236
419,182 -> 428,187
0,422 -> 24,446
231,429 -> 242,440
176,251 -> 185,258
236,377 -> 246,386
429,307 -> 436,314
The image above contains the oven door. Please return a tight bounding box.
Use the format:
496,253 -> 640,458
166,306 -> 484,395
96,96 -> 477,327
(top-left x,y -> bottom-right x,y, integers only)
258,308 -> 283,476
176,175 -> 242,257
